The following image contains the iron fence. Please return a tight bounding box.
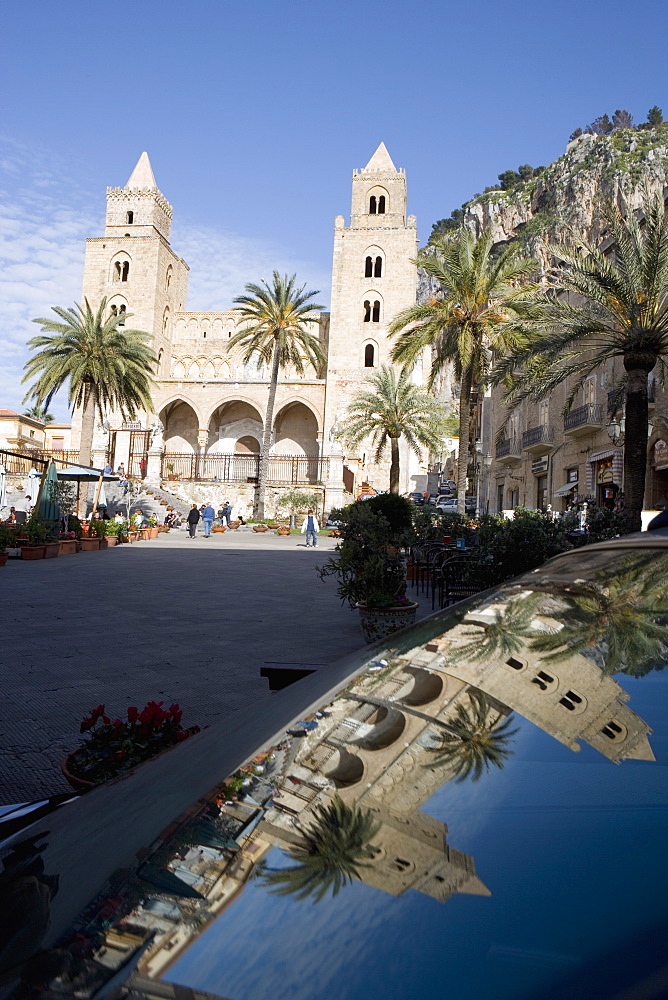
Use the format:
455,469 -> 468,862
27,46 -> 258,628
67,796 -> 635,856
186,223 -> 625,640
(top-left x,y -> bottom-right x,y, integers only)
161,453 -> 328,484
564,403 -> 603,432
0,449 -> 81,474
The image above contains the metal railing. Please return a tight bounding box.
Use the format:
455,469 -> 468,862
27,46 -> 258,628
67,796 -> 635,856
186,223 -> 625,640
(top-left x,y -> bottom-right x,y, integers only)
564,403 -> 603,431
0,449 -> 81,474
495,437 -> 522,459
522,425 -> 554,449
161,453 -> 328,484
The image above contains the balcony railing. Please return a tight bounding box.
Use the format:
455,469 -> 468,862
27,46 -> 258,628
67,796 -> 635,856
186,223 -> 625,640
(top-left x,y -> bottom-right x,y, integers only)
162,453 -> 328,484
522,425 -> 554,452
495,438 -> 522,460
0,449 -> 81,474
607,378 -> 655,416
564,403 -> 604,433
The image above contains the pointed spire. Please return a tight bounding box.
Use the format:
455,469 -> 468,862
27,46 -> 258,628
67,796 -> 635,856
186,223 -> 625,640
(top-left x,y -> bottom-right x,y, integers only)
125,152 -> 157,190
364,142 -> 397,173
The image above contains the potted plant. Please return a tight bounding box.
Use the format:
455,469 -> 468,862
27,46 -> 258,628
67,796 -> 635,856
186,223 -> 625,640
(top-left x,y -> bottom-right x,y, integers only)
318,495 -> 418,643
277,489 -> 322,530
58,530 -> 78,555
62,700 -> 202,791
104,520 -> 121,545
82,517 -> 105,550
228,519 -> 241,529
147,514 -> 159,538
21,516 -> 51,560
0,524 -> 11,566
252,523 -> 269,532
276,525 -> 291,536
166,462 -> 177,481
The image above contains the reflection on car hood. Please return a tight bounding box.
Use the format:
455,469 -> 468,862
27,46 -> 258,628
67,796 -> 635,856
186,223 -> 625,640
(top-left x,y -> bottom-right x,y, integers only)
1,541 -> 668,1000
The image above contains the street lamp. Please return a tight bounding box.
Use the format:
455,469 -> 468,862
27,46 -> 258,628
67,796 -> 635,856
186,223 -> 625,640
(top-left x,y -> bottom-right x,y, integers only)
606,415 -> 625,446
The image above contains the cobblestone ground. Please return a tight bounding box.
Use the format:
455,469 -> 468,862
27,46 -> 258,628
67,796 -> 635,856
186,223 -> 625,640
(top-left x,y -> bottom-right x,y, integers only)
0,529 -> 387,804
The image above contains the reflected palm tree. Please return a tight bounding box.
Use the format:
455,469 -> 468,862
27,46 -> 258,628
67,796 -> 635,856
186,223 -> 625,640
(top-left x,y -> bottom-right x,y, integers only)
530,557 -> 668,677
259,796 -> 380,903
424,691 -> 518,782
457,593 -> 541,661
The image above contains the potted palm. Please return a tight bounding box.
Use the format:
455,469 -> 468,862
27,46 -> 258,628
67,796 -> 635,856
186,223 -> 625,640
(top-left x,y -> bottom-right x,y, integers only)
318,495 -> 418,643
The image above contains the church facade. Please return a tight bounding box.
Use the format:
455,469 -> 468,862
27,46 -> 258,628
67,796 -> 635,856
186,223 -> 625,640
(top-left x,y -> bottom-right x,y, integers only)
75,145 -> 427,512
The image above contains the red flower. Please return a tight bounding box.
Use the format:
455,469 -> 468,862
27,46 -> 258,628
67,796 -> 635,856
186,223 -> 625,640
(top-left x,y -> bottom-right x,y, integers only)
127,706 -> 139,723
80,717 -> 95,733
115,751 -> 126,759
176,731 -> 188,741
102,716 -> 111,725
90,704 -> 105,721
114,719 -> 122,728
191,726 -> 201,734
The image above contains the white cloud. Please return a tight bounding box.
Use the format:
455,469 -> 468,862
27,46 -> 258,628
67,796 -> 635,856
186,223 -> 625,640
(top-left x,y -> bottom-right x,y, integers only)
0,137 -> 332,424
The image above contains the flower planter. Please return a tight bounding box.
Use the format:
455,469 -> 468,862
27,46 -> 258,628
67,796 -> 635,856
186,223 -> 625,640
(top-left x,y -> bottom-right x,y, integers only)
44,541 -> 60,559
276,527 -> 291,536
252,524 -> 269,533
0,551 -> 8,567
329,529 -> 341,538
21,545 -> 46,560
128,531 -> 138,543
59,539 -> 78,555
61,752 -> 97,793
148,527 -> 159,539
104,536 -> 118,546
80,538 -> 101,551
228,520 -> 241,529
355,601 -> 419,644
212,525 -> 226,533
81,525 -> 91,537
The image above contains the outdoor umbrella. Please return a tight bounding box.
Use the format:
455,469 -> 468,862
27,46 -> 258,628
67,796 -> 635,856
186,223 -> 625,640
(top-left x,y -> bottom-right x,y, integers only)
56,466 -> 118,483
187,817 -> 241,852
27,467 -> 40,499
38,462 -> 60,521
0,465 -> 6,513
137,863 -> 205,899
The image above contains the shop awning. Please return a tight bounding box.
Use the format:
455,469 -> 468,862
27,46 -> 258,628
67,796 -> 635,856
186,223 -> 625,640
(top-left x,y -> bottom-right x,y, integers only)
554,481 -> 578,497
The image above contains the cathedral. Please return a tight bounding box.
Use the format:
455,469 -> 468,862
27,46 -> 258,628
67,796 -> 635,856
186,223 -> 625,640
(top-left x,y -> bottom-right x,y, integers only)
75,144 -> 429,512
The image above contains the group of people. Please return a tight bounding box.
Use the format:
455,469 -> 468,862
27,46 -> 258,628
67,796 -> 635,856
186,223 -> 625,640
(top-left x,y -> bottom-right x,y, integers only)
186,501 -> 236,538
3,494 -> 32,526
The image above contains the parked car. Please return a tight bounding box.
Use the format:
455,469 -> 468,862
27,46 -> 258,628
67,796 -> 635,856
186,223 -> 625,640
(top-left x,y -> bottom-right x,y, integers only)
435,497 -> 458,512
2,533 -> 668,1000
409,491 -> 425,505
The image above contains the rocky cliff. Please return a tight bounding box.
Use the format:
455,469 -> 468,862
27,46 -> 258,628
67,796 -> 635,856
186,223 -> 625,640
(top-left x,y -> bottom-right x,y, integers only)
418,124 -> 668,301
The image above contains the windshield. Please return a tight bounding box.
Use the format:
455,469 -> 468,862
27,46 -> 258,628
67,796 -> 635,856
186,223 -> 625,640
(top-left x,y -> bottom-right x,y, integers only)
1,542 -> 667,1000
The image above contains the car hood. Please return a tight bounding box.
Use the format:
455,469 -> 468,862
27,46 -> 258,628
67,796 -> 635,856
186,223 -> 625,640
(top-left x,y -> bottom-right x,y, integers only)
1,538 -> 667,1000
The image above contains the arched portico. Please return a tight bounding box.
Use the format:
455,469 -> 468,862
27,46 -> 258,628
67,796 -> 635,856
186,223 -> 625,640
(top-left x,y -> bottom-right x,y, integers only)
272,400 -> 320,456
160,399 -> 201,453
206,400 -> 264,454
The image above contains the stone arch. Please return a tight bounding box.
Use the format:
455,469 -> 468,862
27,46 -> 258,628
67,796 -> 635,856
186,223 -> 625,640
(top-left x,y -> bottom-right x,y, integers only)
273,400 -> 320,455
175,318 -> 187,338
110,250 -> 132,283
162,306 -> 170,337
362,290 -> 383,323
396,668 -> 444,707
108,294 -> 128,320
348,706 -> 406,751
159,398 -> 201,454
212,357 -> 228,378
362,338 -> 378,368
172,359 -> 186,379
200,358 -> 215,380
321,748 -> 364,789
363,245 -> 385,278
165,264 -> 173,290
368,186 -> 389,215
188,360 -> 201,379
206,399 -> 264,454
236,435 -> 261,453
212,318 -> 224,338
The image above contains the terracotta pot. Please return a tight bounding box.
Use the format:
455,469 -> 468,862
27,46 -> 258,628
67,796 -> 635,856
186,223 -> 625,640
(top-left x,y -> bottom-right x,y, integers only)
212,525 -> 226,533
276,527 -> 290,536
80,538 -> 101,551
61,752 -> 97,793
128,531 -> 138,542
228,520 -> 241,529
81,524 -> 91,537
44,541 -> 60,559
252,524 -> 268,532
329,529 -> 341,538
21,545 -> 46,560
0,551 -> 8,567
105,536 -> 118,546
59,540 -> 78,555
149,527 -> 159,538
355,601 -> 419,644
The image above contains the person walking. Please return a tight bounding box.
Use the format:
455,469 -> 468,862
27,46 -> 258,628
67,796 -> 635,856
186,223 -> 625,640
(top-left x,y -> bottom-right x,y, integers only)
187,504 -> 200,538
222,501 -> 232,526
300,509 -> 320,548
202,502 -> 215,537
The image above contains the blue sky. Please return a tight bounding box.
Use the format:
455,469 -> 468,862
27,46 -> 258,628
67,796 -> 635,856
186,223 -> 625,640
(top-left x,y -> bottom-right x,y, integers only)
2,0 -> 667,420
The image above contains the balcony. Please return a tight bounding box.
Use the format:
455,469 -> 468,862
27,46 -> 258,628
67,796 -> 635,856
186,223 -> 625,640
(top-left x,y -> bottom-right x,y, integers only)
564,403 -> 604,437
522,425 -> 554,454
495,437 -> 522,464
607,378 -> 656,416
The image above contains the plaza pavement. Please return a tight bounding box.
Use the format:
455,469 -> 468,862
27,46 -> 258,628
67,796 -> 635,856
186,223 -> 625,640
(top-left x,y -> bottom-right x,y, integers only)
0,528 -> 430,804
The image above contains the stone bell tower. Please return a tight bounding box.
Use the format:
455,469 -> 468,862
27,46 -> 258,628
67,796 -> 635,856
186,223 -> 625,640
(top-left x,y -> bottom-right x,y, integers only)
76,153 -> 189,463
324,143 -> 419,495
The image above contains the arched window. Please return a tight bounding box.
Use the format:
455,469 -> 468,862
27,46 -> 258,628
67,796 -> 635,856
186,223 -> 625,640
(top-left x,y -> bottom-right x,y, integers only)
110,304 -> 118,316
365,256 -> 373,277
157,349 -> 164,371
364,344 -> 375,367
363,300 -> 371,322
369,196 -> 377,214
163,308 -> 170,335
126,211 -> 134,224
121,261 -> 129,282
374,256 -> 383,277
118,304 -> 126,326
378,196 -> 386,214
372,300 -> 381,322
166,266 -> 172,290
114,261 -> 121,282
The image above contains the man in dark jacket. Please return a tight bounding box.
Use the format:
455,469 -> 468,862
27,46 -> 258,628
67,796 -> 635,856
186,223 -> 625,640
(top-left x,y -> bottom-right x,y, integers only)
186,504 -> 200,538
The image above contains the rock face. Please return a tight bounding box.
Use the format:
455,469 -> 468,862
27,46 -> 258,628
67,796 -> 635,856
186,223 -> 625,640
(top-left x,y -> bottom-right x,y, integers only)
419,125 -> 668,299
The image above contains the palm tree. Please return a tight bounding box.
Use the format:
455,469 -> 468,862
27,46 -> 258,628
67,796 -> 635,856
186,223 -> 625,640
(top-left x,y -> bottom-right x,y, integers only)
23,403 -> 54,424
338,365 -> 448,493
23,299 -> 156,465
423,690 -> 518,782
495,195 -> 668,533
259,795 -> 380,903
228,273 -> 324,518
457,593 -> 541,661
529,554 -> 668,677
388,228 -> 542,514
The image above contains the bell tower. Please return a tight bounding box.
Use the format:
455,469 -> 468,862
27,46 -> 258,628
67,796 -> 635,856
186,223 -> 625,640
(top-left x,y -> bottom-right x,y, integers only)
324,144 -> 418,493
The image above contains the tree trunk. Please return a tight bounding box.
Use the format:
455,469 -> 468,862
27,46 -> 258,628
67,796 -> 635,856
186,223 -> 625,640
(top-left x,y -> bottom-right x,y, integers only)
389,437 -> 400,493
255,338 -> 281,519
456,366 -> 473,516
623,358 -> 653,533
79,381 -> 97,467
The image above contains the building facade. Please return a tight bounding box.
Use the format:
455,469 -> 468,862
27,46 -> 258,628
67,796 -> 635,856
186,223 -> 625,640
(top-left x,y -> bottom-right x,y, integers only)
74,146 -> 426,512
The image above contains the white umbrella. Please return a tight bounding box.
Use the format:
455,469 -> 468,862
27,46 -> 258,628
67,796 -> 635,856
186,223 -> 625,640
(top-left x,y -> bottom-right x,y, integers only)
0,464 -> 6,512
98,483 -> 108,509
27,466 -> 40,502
